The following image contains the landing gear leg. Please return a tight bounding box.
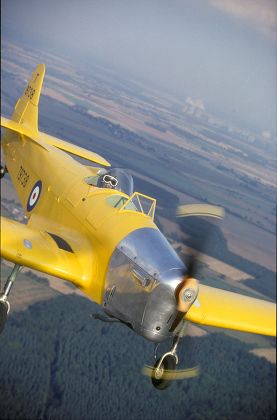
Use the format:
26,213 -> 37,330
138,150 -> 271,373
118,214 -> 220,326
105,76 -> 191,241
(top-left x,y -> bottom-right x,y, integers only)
151,322 -> 187,390
0,264 -> 21,333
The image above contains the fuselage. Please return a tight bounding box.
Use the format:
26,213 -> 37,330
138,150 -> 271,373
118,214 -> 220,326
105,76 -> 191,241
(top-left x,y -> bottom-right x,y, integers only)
2,128 -> 186,342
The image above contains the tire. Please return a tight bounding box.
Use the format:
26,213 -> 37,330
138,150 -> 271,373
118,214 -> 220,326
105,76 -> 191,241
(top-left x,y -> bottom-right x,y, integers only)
151,354 -> 177,390
0,301 -> 8,334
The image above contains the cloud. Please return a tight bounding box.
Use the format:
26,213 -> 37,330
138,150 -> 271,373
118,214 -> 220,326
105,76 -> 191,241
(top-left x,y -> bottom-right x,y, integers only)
209,0 -> 277,39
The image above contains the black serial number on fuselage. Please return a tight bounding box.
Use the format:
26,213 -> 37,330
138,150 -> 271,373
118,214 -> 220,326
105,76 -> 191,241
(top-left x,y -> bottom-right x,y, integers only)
17,165 -> 29,188
24,85 -> 36,100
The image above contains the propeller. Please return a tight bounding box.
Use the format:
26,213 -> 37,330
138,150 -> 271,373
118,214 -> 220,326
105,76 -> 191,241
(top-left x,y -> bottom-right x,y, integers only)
143,204 -> 225,388
175,204 -> 225,314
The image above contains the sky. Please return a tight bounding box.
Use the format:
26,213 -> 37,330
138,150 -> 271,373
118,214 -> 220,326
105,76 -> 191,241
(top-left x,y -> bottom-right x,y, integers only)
1,0 -> 277,135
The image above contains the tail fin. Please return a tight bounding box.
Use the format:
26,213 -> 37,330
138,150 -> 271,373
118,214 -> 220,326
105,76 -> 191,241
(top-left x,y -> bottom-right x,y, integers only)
11,64 -> 45,133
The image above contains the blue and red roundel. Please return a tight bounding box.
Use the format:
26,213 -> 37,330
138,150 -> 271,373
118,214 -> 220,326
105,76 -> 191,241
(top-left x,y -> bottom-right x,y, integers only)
27,180 -> 42,212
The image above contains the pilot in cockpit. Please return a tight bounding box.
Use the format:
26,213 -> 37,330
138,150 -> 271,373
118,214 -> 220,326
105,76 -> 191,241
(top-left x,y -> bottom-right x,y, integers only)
99,174 -> 118,189
96,168 -> 134,196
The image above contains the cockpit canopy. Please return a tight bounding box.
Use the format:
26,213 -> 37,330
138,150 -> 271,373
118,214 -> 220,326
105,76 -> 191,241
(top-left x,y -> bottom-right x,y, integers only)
86,168 -> 134,196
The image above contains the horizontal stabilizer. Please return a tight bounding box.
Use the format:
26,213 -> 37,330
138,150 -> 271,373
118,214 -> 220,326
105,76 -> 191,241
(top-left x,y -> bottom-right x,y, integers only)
185,284 -> 276,337
1,116 -> 110,167
39,132 -> 111,167
1,116 -> 49,151
1,115 -> 33,136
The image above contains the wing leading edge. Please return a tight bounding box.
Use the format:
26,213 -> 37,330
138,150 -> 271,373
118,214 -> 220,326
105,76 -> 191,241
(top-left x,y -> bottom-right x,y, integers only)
185,284 -> 276,337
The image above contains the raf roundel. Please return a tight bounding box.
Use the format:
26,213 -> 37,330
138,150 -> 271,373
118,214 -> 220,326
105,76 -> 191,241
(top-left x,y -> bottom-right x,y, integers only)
27,180 -> 42,212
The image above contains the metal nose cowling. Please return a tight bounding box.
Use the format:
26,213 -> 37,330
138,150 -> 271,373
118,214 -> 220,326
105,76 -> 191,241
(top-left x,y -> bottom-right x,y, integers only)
139,268 -> 188,343
138,282 -> 178,342
104,228 -> 187,341
139,271 -> 199,342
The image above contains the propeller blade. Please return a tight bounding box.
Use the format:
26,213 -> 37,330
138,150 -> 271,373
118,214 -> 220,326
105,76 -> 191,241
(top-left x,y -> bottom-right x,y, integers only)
174,203 -> 225,312
142,364 -> 199,380
176,204 -> 224,219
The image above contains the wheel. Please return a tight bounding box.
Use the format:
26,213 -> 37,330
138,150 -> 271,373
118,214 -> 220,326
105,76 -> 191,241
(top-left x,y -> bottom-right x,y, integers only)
151,354 -> 177,390
0,301 -> 8,334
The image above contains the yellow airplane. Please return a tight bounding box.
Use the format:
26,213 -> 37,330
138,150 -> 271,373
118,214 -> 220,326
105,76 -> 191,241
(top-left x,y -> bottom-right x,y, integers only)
0,65 -> 276,390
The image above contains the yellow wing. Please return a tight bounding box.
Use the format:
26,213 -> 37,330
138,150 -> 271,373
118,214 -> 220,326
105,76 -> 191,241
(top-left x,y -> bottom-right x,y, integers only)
0,216 -> 95,288
185,284 -> 276,336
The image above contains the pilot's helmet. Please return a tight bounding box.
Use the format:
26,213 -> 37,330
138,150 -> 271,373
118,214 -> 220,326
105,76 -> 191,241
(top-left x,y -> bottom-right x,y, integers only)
97,173 -> 118,189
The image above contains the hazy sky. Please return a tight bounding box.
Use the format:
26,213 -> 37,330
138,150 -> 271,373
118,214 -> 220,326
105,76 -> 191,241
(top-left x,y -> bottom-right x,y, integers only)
2,0 -> 277,135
